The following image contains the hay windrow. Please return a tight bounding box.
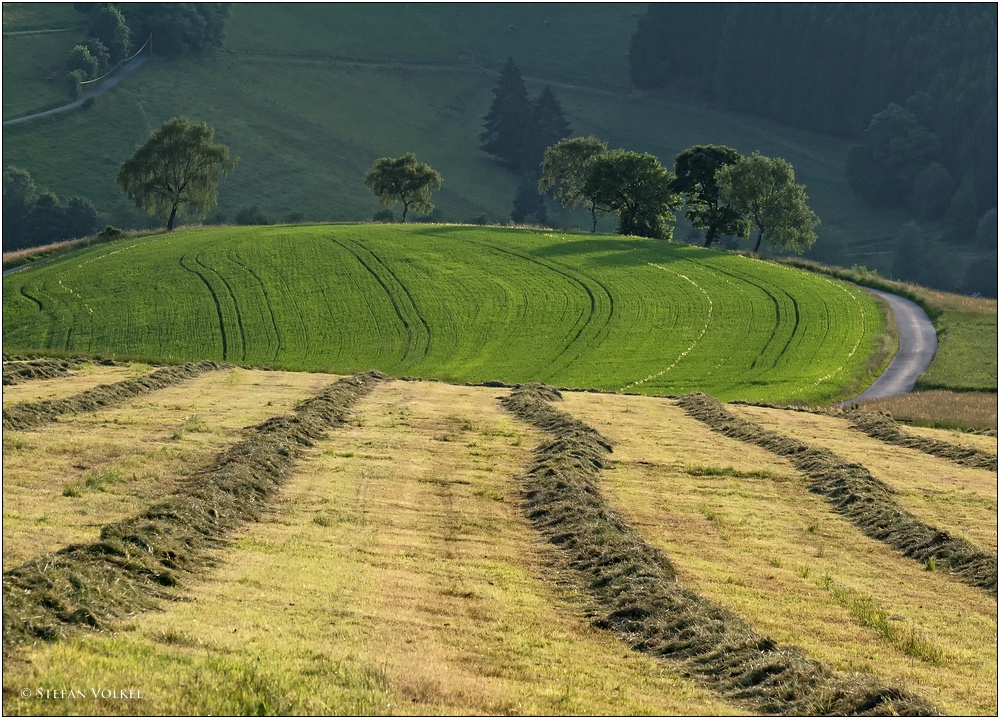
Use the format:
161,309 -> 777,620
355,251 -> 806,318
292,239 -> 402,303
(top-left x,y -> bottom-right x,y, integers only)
2,357 -> 85,386
678,393 -> 997,596
2,371 -> 388,653
846,410 -> 998,471
2,361 -> 227,431
501,383 -> 938,716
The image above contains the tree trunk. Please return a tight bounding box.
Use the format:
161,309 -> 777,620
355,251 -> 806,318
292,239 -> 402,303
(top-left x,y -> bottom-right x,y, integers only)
167,202 -> 179,231
402,202 -> 409,223
590,202 -> 597,233
753,227 -> 764,253
704,230 -> 716,248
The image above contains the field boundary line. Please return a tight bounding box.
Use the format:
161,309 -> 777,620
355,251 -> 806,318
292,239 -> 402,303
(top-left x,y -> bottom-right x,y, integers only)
500,383 -> 937,716
2,360 -> 227,431
2,371 -> 388,652
678,392 -> 997,595
846,410 -> 997,471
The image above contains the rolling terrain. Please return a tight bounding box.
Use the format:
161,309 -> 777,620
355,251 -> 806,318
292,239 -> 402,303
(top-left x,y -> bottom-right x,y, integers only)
2,225 -> 888,405
2,365 -> 995,715
2,2 -> 932,272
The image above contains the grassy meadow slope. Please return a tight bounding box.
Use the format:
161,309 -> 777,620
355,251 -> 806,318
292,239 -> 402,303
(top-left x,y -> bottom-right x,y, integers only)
3,373 -> 994,714
2,225 -> 887,404
3,3 -> 920,270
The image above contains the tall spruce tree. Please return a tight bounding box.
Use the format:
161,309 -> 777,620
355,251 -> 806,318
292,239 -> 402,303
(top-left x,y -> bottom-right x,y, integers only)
480,58 -> 533,170
524,86 -> 570,173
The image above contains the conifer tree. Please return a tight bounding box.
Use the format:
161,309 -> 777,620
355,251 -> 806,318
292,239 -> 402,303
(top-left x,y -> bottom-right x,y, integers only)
524,86 -> 571,172
480,58 -> 532,170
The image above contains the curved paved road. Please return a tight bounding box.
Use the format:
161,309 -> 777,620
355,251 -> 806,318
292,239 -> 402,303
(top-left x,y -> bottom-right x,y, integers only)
839,288 -> 938,406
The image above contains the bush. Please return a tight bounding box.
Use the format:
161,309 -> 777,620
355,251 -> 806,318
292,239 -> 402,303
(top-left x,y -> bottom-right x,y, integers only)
372,209 -> 394,223
234,205 -> 269,225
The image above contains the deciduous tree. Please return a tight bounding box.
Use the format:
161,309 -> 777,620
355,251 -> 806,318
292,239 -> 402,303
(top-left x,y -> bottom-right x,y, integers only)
88,3 -> 130,64
117,116 -> 238,231
539,136 -> 608,232
716,152 -> 819,253
363,153 -> 442,223
673,144 -> 748,247
582,150 -> 681,239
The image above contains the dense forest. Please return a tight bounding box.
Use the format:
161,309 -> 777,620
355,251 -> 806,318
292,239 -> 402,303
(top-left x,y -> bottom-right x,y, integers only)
629,4 -> 997,286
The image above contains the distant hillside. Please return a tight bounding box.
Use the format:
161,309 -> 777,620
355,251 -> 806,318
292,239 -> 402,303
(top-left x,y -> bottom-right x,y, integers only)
3,2 -> 942,278
1,224 -> 887,404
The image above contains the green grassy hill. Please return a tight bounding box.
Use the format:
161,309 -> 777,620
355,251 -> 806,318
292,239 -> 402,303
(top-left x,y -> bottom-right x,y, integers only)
2,224 -> 886,404
3,3 -> 923,274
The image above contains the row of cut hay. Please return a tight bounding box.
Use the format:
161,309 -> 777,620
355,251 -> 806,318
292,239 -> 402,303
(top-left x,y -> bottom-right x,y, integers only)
2,371 -> 388,653
2,361 -> 226,430
2,356 -> 84,386
678,393 -> 997,595
846,410 -> 997,471
500,384 -> 937,716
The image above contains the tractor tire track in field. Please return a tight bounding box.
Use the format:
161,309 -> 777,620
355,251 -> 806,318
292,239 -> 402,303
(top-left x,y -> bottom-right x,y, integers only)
846,411 -> 998,472
2,371 -> 388,652
17,285 -> 44,312
708,263 -> 800,372
501,384 -> 936,716
231,248 -> 284,362
361,242 -> 433,360
678,393 -> 997,595
466,237 -> 616,380
195,252 -> 248,363
620,263 -> 712,392
2,361 -> 227,432
179,255 -> 229,361
331,237 -> 422,366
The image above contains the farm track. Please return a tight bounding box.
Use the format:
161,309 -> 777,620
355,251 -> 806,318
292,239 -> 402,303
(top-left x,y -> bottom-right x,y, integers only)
846,410 -> 998,471
678,394 -> 998,595
2,371 -> 387,653
501,384 -> 937,716
2,361 -> 227,431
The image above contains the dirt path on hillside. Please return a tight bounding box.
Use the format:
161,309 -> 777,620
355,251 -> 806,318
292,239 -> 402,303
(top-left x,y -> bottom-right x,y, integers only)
2,55 -> 147,126
840,288 -> 938,405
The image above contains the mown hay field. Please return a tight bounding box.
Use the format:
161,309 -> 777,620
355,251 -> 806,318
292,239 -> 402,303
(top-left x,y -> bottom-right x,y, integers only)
2,368 -> 995,715
2,225 -> 887,405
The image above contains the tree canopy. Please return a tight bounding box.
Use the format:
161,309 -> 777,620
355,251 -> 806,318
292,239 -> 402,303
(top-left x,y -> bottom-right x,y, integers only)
673,145 -> 748,247
539,136 -> 608,232
716,152 -> 819,254
363,153 -> 442,223
3,167 -> 98,251
117,116 -> 238,231
582,150 -> 681,240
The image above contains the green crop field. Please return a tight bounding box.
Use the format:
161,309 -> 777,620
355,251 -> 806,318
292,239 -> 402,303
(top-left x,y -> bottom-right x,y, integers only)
2,225 -> 885,404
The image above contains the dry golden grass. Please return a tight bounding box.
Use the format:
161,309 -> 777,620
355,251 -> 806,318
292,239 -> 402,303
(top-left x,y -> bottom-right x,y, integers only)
851,391 -> 998,432
560,391 -> 997,716
731,405 -> 997,553
903,423 -> 998,455
3,381 -> 739,716
2,363 -> 151,406
2,368 -> 337,570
